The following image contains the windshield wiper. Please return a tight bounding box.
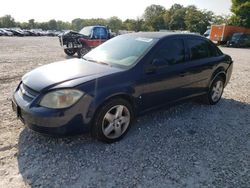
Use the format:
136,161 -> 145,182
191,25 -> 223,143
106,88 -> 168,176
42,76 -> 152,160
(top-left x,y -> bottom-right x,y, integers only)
83,58 -> 110,66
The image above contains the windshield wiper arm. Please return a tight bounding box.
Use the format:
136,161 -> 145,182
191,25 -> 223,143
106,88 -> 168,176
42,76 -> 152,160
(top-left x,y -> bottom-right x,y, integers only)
86,59 -> 110,66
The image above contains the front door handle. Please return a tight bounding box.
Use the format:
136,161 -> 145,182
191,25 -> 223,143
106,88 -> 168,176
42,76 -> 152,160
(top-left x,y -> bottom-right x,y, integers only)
179,72 -> 188,77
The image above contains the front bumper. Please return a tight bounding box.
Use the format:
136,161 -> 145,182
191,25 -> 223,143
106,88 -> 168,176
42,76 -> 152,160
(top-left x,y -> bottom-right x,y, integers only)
59,36 -> 82,49
12,87 -> 93,136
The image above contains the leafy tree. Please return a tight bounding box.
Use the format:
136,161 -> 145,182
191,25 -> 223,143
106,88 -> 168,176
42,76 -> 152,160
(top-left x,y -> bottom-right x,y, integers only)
134,18 -> 145,31
167,4 -> 186,30
18,22 -> 29,29
228,15 -> 242,26
57,21 -> 71,30
107,16 -> 123,33
0,3 -> 235,33
230,0 -> 250,27
71,18 -> 84,31
123,18 -> 144,31
169,9 -> 186,30
48,19 -> 58,30
0,15 -> 16,28
143,4 -> 166,31
123,19 -> 136,31
212,15 -> 230,25
185,6 -> 213,34
37,22 -> 49,30
28,19 -> 36,29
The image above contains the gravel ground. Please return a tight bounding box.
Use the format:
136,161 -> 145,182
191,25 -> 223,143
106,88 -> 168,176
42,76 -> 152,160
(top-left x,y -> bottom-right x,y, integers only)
0,37 -> 249,188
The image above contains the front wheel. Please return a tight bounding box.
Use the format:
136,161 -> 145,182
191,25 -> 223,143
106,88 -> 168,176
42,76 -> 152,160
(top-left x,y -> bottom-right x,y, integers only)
77,46 -> 90,58
92,98 -> 134,143
203,77 -> 224,105
64,49 -> 76,56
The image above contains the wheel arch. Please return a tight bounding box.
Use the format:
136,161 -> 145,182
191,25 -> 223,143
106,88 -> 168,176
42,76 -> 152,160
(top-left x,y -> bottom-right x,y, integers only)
90,93 -> 136,123
78,38 -> 87,46
209,68 -> 227,88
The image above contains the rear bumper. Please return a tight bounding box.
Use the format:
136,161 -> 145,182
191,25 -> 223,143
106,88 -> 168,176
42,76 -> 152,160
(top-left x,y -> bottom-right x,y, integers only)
225,62 -> 233,86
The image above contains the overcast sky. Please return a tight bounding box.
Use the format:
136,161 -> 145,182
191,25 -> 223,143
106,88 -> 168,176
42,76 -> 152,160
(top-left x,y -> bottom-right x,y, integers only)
0,0 -> 232,22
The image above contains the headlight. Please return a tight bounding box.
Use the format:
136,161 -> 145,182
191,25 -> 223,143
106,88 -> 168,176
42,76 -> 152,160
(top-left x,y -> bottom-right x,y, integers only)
40,89 -> 83,109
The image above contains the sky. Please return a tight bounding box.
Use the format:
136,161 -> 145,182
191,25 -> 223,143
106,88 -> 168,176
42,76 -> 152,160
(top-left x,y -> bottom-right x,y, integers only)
0,0 -> 232,22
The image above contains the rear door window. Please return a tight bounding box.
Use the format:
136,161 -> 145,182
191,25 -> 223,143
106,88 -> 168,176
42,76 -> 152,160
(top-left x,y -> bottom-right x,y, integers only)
188,39 -> 215,60
156,39 -> 185,66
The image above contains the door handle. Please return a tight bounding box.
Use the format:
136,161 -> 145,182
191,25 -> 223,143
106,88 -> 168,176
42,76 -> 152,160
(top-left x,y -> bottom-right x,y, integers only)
145,65 -> 157,75
179,72 -> 187,77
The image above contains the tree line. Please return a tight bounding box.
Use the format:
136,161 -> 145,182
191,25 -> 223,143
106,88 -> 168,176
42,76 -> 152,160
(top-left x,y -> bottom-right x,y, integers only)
0,1 -> 249,34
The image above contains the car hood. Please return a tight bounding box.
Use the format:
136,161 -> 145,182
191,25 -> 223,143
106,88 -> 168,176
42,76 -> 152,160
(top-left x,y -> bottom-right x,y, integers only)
22,58 -> 122,92
61,30 -> 87,38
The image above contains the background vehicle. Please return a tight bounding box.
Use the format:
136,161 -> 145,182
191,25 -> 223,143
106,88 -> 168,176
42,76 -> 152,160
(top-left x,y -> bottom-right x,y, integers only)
209,25 -> 250,44
0,28 -> 62,37
203,29 -> 210,38
59,25 -> 111,57
5,28 -> 25,36
227,33 -> 250,48
0,28 -> 14,36
12,33 -> 233,143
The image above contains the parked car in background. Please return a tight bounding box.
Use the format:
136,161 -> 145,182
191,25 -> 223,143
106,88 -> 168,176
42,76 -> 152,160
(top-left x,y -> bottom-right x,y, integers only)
5,28 -> 25,36
203,29 -> 210,38
227,33 -> 250,48
209,25 -> 250,44
59,25 -> 111,57
0,28 -> 62,37
12,32 -> 233,143
0,28 -> 14,36
45,30 -> 59,36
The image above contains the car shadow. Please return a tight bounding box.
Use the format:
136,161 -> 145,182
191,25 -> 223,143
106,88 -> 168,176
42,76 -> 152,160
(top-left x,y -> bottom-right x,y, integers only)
17,98 -> 250,187
220,45 -> 250,49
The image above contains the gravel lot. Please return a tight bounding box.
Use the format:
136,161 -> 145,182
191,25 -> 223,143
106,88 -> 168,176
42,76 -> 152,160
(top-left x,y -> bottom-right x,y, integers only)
0,37 -> 249,188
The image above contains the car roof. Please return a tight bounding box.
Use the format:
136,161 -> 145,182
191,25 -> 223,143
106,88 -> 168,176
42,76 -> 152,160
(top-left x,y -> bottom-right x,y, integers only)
126,32 -> 202,39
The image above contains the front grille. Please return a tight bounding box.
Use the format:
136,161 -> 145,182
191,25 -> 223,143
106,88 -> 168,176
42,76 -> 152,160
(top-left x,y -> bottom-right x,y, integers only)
18,83 -> 39,101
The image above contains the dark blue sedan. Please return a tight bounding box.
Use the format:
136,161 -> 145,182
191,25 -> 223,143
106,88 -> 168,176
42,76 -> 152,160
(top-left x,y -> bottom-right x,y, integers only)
12,32 -> 233,143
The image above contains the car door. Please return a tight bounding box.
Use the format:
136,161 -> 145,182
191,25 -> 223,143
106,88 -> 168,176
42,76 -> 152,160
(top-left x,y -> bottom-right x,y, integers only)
141,37 -> 192,111
242,34 -> 250,47
89,27 -> 108,47
182,38 -> 222,96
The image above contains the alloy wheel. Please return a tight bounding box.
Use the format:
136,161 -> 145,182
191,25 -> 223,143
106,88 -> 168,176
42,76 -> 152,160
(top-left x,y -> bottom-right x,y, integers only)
102,105 -> 130,139
211,80 -> 223,102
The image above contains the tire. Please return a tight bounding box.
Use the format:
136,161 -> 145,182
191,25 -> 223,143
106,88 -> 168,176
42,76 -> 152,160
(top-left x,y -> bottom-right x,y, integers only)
64,49 -> 76,56
202,76 -> 224,105
77,46 -> 90,58
91,98 -> 134,143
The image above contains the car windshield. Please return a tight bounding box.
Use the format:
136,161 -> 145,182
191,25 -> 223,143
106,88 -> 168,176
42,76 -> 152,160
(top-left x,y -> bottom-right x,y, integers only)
79,26 -> 93,36
83,35 -> 157,69
231,33 -> 242,41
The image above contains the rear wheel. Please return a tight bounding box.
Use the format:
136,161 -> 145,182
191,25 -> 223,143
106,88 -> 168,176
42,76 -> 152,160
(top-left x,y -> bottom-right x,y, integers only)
64,49 -> 76,56
203,76 -> 224,105
91,98 -> 133,143
77,46 -> 90,58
